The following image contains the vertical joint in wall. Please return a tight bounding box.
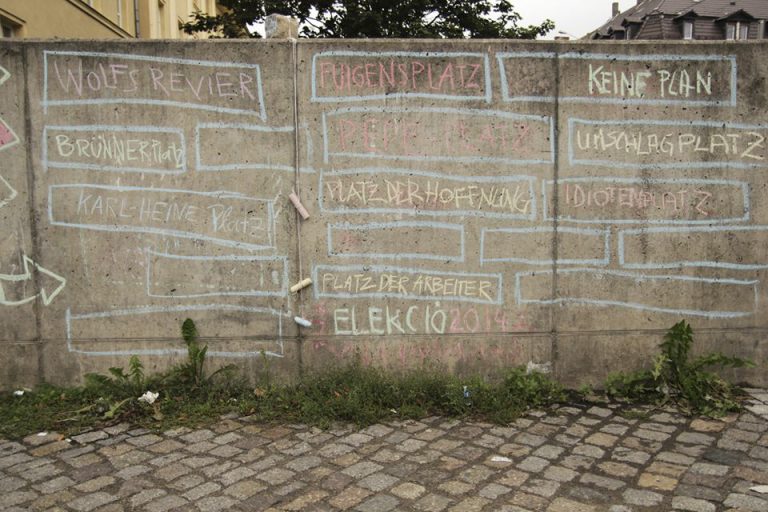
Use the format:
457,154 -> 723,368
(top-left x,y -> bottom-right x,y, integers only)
21,45 -> 44,385
291,39 -> 305,379
550,49 -> 561,381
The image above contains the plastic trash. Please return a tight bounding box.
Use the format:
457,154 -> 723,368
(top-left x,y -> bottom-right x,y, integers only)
138,391 -> 159,404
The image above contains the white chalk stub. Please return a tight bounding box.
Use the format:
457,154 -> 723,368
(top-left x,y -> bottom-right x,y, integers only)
294,316 -> 312,328
289,192 -> 310,220
290,277 -> 313,293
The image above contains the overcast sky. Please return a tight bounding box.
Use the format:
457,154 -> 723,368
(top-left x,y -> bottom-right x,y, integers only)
516,0 -> 637,39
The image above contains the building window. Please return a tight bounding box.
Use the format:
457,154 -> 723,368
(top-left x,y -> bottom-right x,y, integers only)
726,21 -> 749,40
158,0 -> 168,37
683,20 -> 693,39
1,18 -> 16,38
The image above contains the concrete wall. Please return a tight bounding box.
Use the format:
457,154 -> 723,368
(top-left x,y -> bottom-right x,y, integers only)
0,39 -> 766,389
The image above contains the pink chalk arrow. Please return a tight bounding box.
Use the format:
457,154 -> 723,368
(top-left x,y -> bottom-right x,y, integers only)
0,117 -> 19,151
0,65 -> 8,87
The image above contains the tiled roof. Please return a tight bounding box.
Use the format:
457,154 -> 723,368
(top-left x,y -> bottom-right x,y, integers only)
678,0 -> 768,18
590,0 -> 768,37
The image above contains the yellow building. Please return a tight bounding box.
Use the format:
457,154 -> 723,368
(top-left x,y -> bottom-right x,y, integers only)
0,0 -> 220,39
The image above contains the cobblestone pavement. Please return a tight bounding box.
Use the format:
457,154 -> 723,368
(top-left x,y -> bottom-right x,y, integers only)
2,391 -> 768,512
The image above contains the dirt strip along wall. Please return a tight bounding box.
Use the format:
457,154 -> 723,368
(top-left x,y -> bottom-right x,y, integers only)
0,40 -> 766,389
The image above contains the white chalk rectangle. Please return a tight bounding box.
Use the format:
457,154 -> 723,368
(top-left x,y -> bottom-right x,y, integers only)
515,269 -> 757,319
481,227 -> 609,266
620,226 -> 768,270
569,118 -> 768,169
146,250 -> 288,298
43,125 -> 186,174
311,51 -> 491,102
322,106 -> 553,166
314,264 -> 502,305
544,177 -> 750,225
498,52 -> 736,106
48,184 -> 274,250
195,123 -> 294,172
328,221 -> 465,262
320,168 -> 536,220
66,305 -> 284,358
43,51 -> 266,118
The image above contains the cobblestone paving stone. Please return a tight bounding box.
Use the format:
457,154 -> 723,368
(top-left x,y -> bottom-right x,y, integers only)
2,390 -> 768,511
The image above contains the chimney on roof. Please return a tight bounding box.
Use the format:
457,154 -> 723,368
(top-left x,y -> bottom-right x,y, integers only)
612,2 -> 620,17
265,14 -> 299,39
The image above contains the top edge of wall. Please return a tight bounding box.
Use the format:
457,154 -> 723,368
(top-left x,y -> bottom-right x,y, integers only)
2,38 -> 768,46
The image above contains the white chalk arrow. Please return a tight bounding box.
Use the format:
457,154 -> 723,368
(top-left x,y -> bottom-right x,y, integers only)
0,174 -> 17,209
0,255 -> 67,306
0,116 -> 20,152
0,65 -> 9,87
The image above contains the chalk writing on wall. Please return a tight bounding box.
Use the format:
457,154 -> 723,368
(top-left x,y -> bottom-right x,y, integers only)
312,51 -> 492,102
543,178 -> 750,224
497,52 -> 737,106
320,169 -> 535,219
44,51 -> 266,117
4,42 -> 767,370
49,184 -> 275,250
34,47 -> 294,358
322,106 -> 554,165
304,45 -> 766,340
44,125 -> 186,174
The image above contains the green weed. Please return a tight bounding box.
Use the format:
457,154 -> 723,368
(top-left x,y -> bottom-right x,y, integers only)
5,318 -> 749,440
603,320 -> 754,416
240,359 -> 565,427
165,318 -> 238,392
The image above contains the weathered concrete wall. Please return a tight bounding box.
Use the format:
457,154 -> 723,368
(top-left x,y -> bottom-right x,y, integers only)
1,39 -> 766,389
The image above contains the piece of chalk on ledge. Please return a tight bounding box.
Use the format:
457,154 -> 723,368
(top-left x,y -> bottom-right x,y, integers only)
289,277 -> 313,293
294,316 -> 312,328
288,192 -> 310,220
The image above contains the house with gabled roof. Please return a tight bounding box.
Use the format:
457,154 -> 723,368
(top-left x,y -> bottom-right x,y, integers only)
589,0 -> 768,40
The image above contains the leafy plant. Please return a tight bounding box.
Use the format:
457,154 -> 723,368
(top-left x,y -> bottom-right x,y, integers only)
169,318 -> 237,390
84,355 -> 147,398
81,355 -> 156,420
604,320 -> 754,416
577,383 -> 594,397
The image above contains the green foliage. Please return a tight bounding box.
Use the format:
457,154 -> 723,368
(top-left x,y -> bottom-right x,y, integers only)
179,317 -> 207,387
180,0 -> 554,39
181,317 -> 199,344
85,355 -> 147,398
576,383 -> 594,397
21,321 -> 756,439
603,320 -> 754,416
1,347 -> 568,439
167,318 -> 237,391
0,385 -> 96,438
243,359 -> 564,427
